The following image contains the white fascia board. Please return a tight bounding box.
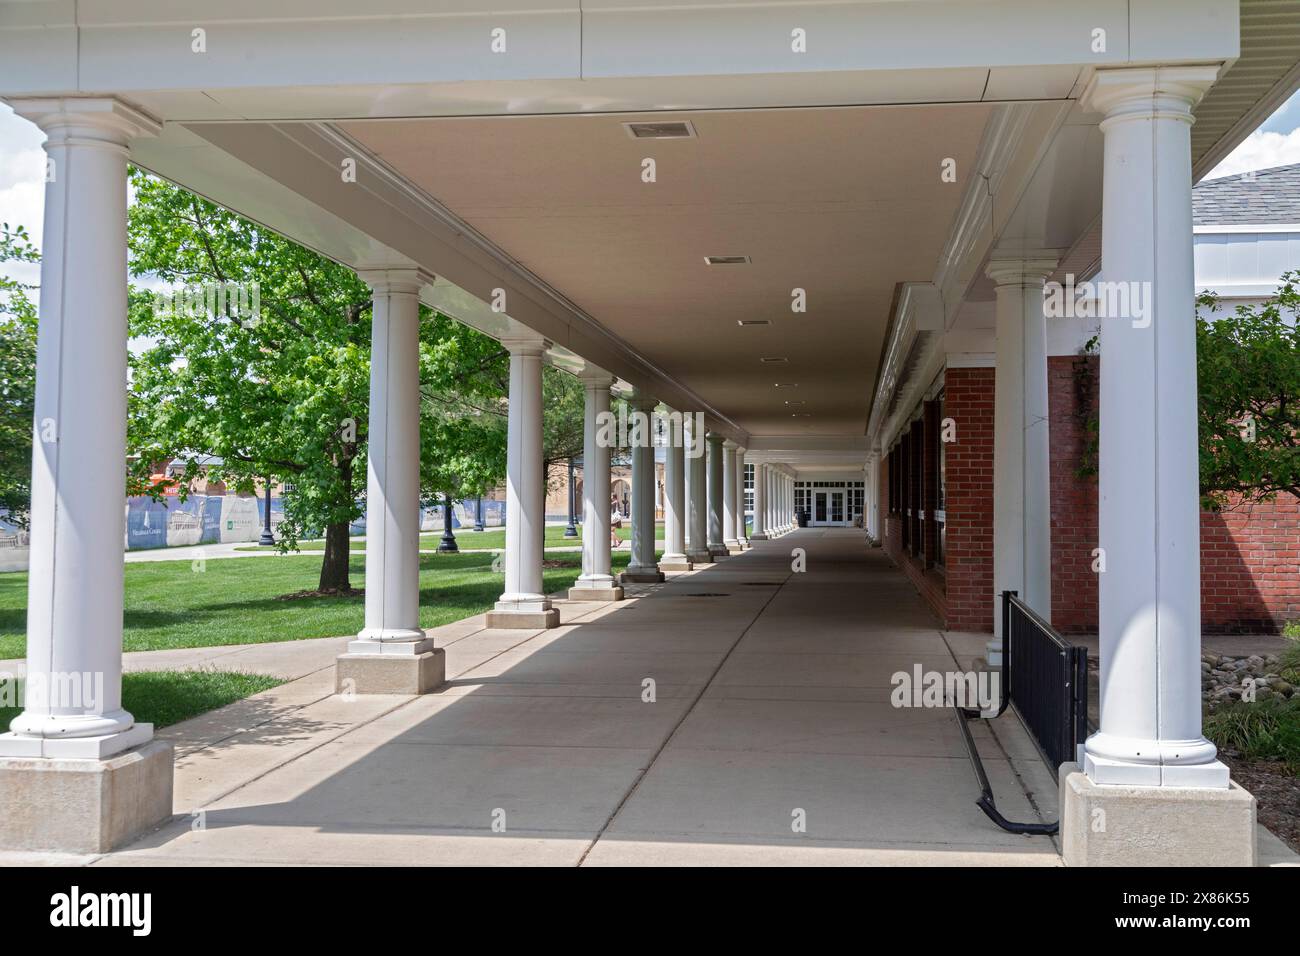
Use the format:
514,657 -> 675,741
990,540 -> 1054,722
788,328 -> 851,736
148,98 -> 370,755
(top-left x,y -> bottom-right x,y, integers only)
945,352 -> 996,369
582,1 -> 1136,78
1194,224 -> 1300,234
0,0 -> 1238,105
1197,283 -> 1284,298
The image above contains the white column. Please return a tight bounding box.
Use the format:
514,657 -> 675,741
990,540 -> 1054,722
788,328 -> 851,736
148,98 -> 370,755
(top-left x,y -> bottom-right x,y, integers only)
752,464 -> 768,539
722,440 -> 740,550
490,334 -> 559,627
659,408 -> 691,570
706,433 -> 726,555
621,392 -> 664,583
988,256 -> 1057,665
571,368 -> 622,598
759,470 -> 769,538
685,413 -> 711,563
0,99 -> 160,759
352,269 -> 431,651
868,452 -> 882,544
1081,66 -> 1225,788
736,447 -> 749,547
774,470 -> 785,530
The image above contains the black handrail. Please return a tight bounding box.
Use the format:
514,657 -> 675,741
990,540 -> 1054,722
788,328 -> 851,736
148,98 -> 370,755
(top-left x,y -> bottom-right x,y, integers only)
953,590 -> 1089,836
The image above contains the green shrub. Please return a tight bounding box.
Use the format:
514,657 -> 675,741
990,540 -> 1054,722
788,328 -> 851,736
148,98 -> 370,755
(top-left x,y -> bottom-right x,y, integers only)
1204,696 -> 1300,772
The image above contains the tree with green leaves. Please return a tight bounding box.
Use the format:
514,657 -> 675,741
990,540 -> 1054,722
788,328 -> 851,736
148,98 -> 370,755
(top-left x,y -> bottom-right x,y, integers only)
126,170 -> 512,593
0,223 -> 38,528
1197,275 -> 1300,509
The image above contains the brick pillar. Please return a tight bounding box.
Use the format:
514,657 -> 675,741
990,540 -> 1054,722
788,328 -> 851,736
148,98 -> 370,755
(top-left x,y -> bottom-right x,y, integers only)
943,367 -> 996,632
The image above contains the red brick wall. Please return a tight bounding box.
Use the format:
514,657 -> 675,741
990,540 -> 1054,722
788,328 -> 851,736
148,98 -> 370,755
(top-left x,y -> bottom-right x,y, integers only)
1049,355 -> 1100,633
881,357 -> 1297,637
881,369 -> 996,631
1201,500 -> 1300,632
943,367 -> 996,632
1049,354 -> 1300,635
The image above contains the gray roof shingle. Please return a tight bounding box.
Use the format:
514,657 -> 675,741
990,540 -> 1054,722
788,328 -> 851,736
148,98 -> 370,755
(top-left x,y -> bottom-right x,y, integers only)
1194,163 -> 1300,226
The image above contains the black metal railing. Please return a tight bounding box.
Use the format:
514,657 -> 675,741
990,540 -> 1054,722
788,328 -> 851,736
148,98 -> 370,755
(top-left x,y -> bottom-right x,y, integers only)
1000,590 -> 1088,770
953,590 -> 1088,835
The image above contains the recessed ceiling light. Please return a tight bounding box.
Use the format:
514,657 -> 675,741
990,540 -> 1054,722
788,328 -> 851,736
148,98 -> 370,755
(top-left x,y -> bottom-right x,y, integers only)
623,120 -> 697,140
704,255 -> 751,266
784,400 -> 805,406
773,383 -> 798,389
791,413 -> 812,418
737,319 -> 770,327
760,357 -> 788,365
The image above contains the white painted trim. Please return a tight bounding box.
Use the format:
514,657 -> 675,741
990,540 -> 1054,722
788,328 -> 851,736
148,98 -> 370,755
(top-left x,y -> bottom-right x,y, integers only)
945,353 -> 997,368
1194,224 -> 1300,234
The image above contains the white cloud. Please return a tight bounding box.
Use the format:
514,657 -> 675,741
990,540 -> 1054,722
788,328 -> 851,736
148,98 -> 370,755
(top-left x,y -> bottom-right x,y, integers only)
1205,127 -> 1300,180
0,106 -> 47,299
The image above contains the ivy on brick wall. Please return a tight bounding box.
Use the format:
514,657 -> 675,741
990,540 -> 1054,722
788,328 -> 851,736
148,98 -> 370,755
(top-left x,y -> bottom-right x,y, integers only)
1072,333 -> 1100,481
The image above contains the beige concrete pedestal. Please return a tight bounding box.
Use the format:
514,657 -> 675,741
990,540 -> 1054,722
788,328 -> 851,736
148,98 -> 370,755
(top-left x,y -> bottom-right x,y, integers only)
336,647 -> 446,694
0,739 -> 174,853
485,608 -> 561,629
658,558 -> 693,572
1059,762 -> 1257,867
567,585 -> 625,601
619,569 -> 666,584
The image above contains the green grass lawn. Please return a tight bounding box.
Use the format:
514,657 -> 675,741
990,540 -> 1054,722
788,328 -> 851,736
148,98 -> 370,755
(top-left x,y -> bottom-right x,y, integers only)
237,523 -> 664,553
0,670 -> 285,731
0,548 -> 649,659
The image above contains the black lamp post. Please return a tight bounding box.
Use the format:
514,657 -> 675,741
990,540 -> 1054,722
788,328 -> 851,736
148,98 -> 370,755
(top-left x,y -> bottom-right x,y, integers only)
564,458 -> 578,537
258,477 -> 275,546
474,495 -> 485,533
438,493 -> 459,552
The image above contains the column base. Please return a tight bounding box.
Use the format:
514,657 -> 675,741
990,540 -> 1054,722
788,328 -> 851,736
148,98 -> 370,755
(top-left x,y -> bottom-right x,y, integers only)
750,533 -> 768,541
486,607 -> 561,629
727,545 -> 746,555
0,720 -> 153,760
685,549 -> 713,565
708,546 -> 730,559
724,538 -> 740,551
0,739 -> 174,853
658,556 -> 693,572
337,640 -> 446,695
1059,762 -> 1256,866
619,568 -> 666,584
568,585 -> 625,601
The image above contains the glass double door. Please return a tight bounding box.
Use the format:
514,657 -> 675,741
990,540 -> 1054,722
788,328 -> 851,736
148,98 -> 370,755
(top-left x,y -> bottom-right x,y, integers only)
812,490 -> 845,525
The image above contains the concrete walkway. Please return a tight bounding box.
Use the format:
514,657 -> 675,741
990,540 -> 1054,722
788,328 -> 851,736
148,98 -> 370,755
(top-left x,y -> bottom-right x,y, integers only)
6,529 -> 1294,866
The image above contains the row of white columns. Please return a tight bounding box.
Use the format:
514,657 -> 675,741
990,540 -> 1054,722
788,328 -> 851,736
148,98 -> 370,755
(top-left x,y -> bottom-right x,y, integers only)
750,464 -> 796,538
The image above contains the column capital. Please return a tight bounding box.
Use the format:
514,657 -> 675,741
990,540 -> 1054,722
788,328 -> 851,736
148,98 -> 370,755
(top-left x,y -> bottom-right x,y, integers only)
626,390 -> 659,412
499,331 -> 551,356
1082,65 -> 1219,126
985,257 -> 1059,287
722,439 -> 739,451
356,267 -> 435,296
706,432 -> 725,447
11,96 -> 161,153
578,363 -> 615,387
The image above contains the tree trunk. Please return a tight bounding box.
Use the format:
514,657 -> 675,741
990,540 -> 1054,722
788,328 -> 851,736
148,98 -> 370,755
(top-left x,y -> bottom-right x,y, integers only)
318,520 -> 353,593
317,522 -> 353,590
